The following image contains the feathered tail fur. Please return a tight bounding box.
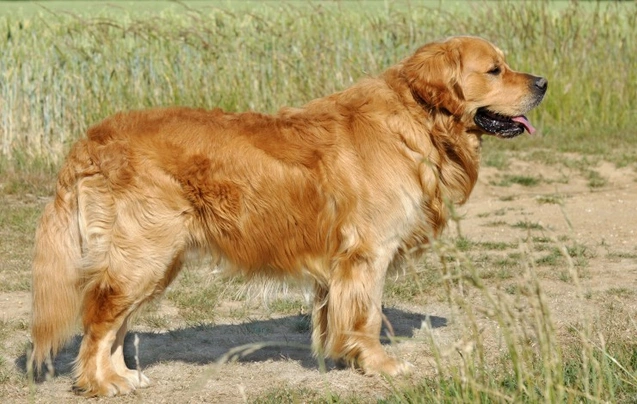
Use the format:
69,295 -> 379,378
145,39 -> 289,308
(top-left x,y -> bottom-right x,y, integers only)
30,140 -> 96,373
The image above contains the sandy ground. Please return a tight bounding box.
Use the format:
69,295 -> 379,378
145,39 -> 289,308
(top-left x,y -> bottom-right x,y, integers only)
1,156 -> 636,402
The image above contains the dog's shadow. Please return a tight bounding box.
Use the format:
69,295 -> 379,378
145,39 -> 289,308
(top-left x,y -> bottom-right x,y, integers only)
18,307 -> 446,377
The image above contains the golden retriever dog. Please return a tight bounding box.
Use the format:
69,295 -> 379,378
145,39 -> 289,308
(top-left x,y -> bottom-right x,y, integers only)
30,36 -> 546,396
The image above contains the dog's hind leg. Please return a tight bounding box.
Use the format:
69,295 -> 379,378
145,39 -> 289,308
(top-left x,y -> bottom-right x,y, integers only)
109,254 -> 184,391
74,282 -> 139,396
74,235 -> 187,396
73,176 -> 189,396
110,315 -> 150,389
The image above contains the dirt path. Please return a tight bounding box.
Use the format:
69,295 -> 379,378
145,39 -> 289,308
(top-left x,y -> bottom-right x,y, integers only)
1,157 -> 636,403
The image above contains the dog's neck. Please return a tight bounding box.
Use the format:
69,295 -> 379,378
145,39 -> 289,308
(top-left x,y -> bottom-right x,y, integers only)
381,66 -> 481,207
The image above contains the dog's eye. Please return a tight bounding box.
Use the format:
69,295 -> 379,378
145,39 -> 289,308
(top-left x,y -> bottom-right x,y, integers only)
488,66 -> 501,75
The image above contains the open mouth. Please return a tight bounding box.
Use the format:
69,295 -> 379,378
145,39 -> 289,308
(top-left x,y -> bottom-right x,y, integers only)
474,108 -> 536,138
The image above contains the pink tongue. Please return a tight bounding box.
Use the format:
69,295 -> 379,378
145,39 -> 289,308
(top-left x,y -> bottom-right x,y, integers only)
511,116 -> 536,135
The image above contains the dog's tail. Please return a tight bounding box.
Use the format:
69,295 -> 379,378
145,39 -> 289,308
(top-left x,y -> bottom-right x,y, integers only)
30,140 -> 98,373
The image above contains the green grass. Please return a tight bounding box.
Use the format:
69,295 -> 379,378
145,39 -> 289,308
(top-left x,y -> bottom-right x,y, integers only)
483,220 -> 508,228
166,268 -> 221,324
605,288 -> 635,299
0,0 -> 635,171
492,174 -> 542,187
379,232 -> 637,404
512,220 -> 544,230
607,251 -> 637,261
479,241 -> 517,251
481,149 -> 510,170
385,269 -> 440,303
0,204 -> 40,232
585,169 -> 608,189
534,242 -> 592,272
0,201 -> 43,292
267,297 -> 308,315
536,193 -> 565,205
253,385 -> 343,404
0,1 -> 471,17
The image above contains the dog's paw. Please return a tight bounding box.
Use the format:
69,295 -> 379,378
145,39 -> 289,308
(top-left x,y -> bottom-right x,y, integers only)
360,354 -> 413,377
73,373 -> 136,397
122,368 -> 151,389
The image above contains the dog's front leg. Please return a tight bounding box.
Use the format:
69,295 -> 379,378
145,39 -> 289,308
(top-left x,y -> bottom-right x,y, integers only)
313,249 -> 411,376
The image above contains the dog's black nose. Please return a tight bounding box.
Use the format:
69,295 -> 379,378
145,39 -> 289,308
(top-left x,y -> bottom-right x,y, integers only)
534,77 -> 548,92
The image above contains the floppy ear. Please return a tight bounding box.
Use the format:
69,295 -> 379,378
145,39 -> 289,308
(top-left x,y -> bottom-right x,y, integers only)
402,42 -> 465,115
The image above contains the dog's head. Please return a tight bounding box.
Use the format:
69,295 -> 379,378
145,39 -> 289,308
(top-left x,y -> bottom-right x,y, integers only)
402,36 -> 547,138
